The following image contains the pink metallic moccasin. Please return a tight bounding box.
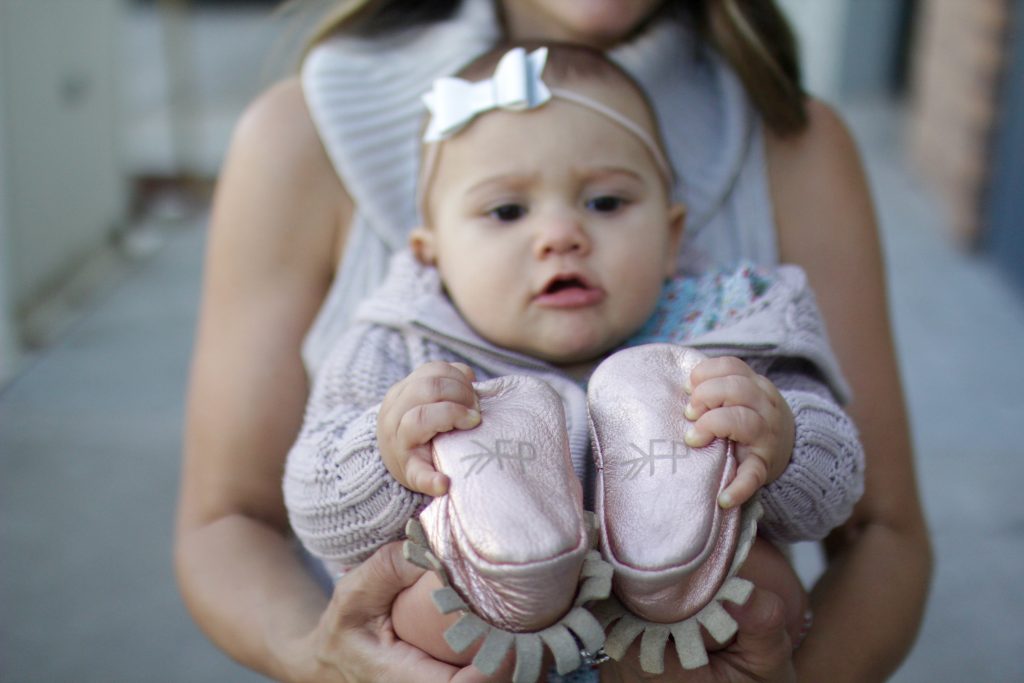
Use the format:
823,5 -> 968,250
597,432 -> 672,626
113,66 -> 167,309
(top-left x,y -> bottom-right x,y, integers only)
587,343 -> 761,672
403,375 -> 612,682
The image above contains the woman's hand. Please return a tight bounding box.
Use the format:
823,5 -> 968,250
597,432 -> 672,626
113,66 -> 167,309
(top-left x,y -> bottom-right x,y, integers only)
294,542 -> 493,683
600,587 -> 795,683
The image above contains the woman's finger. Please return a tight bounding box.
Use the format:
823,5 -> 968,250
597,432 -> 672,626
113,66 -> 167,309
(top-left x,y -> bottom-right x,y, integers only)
328,542 -> 425,624
320,544 -> 493,683
722,586 -> 795,681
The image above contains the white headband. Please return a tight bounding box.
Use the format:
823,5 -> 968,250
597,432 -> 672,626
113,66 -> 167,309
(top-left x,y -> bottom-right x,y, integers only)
423,47 -> 552,142
418,47 -> 675,218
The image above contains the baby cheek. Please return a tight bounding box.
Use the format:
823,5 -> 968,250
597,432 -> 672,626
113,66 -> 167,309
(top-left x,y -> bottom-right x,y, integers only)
462,260 -> 511,299
625,269 -> 667,325
446,264 -> 513,323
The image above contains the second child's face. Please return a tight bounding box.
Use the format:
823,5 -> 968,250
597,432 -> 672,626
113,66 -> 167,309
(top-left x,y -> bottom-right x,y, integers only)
414,84 -> 684,366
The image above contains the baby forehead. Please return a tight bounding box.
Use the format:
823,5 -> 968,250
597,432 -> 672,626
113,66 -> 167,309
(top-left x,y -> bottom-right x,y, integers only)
445,100 -> 655,155
552,76 -> 660,131
430,126 -> 664,203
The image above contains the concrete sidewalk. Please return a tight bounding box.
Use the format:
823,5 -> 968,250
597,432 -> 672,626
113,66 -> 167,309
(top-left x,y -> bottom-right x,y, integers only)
2,101 -> 1023,682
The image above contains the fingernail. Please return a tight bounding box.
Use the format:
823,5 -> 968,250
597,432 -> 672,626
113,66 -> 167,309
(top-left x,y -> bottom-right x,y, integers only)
684,428 -> 701,447
433,475 -> 449,497
718,491 -> 734,508
797,609 -> 814,648
684,403 -> 699,421
464,409 -> 481,427
683,377 -> 693,394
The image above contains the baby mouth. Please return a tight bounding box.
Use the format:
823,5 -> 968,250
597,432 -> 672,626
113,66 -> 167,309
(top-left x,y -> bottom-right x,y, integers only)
545,276 -> 587,294
535,276 -> 605,307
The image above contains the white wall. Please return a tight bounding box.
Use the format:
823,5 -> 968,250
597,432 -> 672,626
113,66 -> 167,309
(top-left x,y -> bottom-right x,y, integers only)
0,33 -> 16,381
0,0 -> 127,355
120,3 -> 297,177
778,0 -> 911,102
776,0 -> 851,101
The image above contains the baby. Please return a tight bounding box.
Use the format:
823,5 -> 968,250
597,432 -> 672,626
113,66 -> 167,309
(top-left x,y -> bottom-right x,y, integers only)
285,44 -> 863,678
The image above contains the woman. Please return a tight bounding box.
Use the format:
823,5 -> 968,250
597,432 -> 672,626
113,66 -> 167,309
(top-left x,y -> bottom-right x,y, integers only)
174,1 -> 931,681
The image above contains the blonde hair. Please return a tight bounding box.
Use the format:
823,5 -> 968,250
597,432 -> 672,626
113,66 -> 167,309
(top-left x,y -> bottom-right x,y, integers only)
294,0 -> 806,135
699,0 -> 806,134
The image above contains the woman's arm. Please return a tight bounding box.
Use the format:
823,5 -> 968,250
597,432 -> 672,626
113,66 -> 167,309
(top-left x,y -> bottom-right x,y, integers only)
174,76 -> 348,680
767,99 -> 933,681
175,76 -> 492,683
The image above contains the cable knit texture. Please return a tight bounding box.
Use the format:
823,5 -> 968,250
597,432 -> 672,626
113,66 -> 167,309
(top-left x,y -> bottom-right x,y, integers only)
747,359 -> 863,543
284,252 -> 864,573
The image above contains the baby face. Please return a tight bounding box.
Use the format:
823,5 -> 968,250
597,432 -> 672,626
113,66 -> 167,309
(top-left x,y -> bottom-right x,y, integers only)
413,81 -> 684,366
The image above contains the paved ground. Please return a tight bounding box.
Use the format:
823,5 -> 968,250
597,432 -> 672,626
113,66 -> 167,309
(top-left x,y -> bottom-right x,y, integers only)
2,8 -> 1024,683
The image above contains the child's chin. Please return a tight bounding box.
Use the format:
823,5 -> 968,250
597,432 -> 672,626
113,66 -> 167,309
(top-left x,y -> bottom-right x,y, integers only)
510,328 -> 625,366
536,340 -> 615,367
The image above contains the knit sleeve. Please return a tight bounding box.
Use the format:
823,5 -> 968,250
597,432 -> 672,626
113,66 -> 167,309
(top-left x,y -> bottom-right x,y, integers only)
745,357 -> 865,543
283,323 -> 429,572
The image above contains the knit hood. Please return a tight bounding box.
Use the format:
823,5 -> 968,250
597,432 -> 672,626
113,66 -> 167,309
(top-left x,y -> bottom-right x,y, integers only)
354,250 -> 851,404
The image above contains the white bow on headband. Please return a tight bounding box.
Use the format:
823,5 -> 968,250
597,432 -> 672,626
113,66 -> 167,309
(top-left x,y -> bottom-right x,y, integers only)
422,47 -> 552,142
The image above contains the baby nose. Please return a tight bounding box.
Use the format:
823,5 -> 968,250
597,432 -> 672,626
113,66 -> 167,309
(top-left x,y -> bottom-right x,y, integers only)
535,215 -> 590,257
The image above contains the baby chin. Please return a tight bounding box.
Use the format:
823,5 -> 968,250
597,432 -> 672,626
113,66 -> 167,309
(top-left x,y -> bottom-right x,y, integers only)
526,325 -> 630,368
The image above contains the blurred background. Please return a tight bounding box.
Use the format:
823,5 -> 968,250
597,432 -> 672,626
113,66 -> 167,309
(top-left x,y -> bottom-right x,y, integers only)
1,0 -> 1022,681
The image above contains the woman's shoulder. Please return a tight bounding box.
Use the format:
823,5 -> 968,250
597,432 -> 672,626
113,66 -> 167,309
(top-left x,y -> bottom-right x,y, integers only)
763,98 -> 879,274
211,76 -> 351,274
764,99 -> 862,182
228,76 -> 350,227
230,77 -> 337,188
762,98 -> 865,200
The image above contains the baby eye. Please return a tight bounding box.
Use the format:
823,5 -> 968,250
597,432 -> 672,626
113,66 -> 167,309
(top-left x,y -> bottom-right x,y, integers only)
488,203 -> 527,222
585,195 -> 627,213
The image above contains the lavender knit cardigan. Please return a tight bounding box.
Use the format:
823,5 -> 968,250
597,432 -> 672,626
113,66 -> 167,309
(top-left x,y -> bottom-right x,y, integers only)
284,251 -> 864,575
